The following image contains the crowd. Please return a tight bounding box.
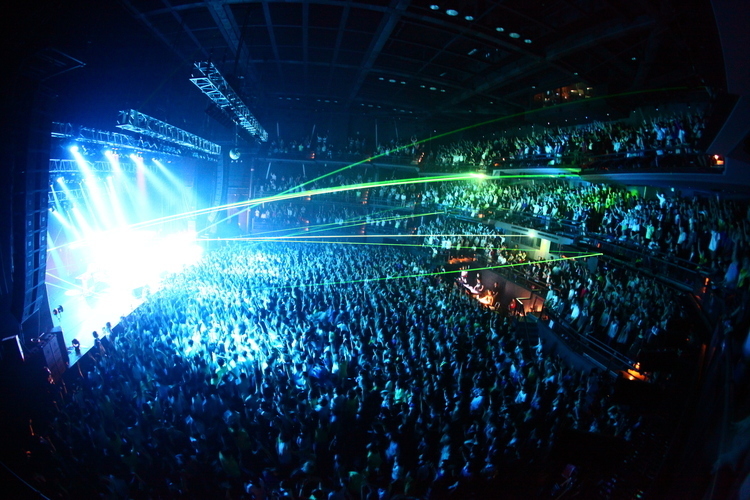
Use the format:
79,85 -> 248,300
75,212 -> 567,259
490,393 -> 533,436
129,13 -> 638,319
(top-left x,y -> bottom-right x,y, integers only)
19,241 -> 643,499
417,217 -> 528,266
263,110 -> 707,174
431,111 -> 706,171
417,217 -> 685,358
421,178 -> 750,284
251,203 -> 418,236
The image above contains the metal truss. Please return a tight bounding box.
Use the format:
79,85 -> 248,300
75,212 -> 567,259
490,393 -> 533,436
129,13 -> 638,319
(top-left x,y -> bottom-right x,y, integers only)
116,109 -> 221,156
48,187 -> 84,206
50,122 -> 217,161
49,159 -> 138,176
190,61 -> 268,142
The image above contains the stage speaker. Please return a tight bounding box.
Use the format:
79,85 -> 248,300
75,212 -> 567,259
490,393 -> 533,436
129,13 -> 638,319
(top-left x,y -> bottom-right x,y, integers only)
10,76 -> 52,329
50,326 -> 69,366
36,332 -> 67,383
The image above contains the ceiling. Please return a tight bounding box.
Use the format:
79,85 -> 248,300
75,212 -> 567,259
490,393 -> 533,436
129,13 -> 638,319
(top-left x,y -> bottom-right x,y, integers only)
117,0 -> 724,126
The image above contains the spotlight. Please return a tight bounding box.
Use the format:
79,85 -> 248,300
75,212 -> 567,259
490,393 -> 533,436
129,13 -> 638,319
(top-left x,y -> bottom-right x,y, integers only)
71,338 -> 81,355
58,305 -> 64,313
69,145 -> 79,153
57,177 -> 64,184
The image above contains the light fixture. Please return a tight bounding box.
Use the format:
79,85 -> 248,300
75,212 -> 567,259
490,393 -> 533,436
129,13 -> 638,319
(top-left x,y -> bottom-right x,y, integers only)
446,9 -> 458,16
509,33 -> 521,39
496,27 -> 504,32
465,15 -> 474,21
524,39 -> 532,44
430,4 -> 439,10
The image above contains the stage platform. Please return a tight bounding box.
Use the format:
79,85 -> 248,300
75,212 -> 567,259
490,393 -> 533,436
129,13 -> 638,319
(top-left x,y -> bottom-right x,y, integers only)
45,283 -> 144,366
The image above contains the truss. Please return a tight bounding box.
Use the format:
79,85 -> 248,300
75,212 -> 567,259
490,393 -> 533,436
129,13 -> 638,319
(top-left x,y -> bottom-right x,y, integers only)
51,122 -> 217,161
49,159 -> 139,176
116,109 -> 221,156
190,61 -> 268,142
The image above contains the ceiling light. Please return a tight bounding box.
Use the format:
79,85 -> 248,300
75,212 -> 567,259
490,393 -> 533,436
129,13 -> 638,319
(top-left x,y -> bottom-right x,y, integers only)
430,4 -> 439,10
465,15 -> 474,21
378,77 -> 384,80
400,81 -> 406,84
468,48 -> 477,55
496,27 -> 504,32
429,86 -> 437,90
524,39 -> 532,44
509,33 -> 520,39
440,72 -> 447,77
446,9 -> 458,16
389,79 -> 396,83
631,56 -> 637,61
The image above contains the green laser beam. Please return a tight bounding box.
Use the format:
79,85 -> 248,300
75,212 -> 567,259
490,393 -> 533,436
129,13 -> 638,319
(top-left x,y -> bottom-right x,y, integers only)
246,206 -> 397,238
255,86 -> 693,202
248,252 -> 603,290
292,210 -> 443,237
201,237 -> 581,253
201,85 -> 693,232
220,233 -> 536,240
196,169 -> 579,235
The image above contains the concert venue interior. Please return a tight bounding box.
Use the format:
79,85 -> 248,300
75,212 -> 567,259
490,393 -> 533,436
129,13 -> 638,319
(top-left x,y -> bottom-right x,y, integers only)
2,1 -> 749,498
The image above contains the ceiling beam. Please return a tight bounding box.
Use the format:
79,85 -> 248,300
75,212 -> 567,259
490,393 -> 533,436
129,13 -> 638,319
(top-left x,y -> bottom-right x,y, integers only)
302,1 -> 309,89
261,1 -> 283,79
205,0 -> 262,83
120,0 -> 196,64
345,0 -> 411,107
325,3 -> 350,93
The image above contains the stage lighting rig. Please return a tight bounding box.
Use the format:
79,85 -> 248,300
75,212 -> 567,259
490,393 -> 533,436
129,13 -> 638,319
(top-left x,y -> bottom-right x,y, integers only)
52,122 -> 185,158
116,110 -> 221,157
189,61 -> 268,142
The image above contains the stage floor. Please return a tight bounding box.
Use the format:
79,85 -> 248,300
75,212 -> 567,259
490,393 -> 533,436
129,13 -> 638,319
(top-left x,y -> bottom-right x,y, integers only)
46,283 -> 144,366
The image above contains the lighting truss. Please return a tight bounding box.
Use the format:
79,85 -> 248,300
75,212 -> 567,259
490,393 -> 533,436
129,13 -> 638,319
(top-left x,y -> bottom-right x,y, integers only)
49,159 -> 139,176
52,122 -> 183,157
190,61 -> 268,142
48,187 -> 84,206
116,109 -> 221,157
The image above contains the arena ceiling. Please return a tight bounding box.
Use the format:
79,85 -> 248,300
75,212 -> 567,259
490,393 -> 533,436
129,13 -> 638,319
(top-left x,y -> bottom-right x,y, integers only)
119,0 -> 724,124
